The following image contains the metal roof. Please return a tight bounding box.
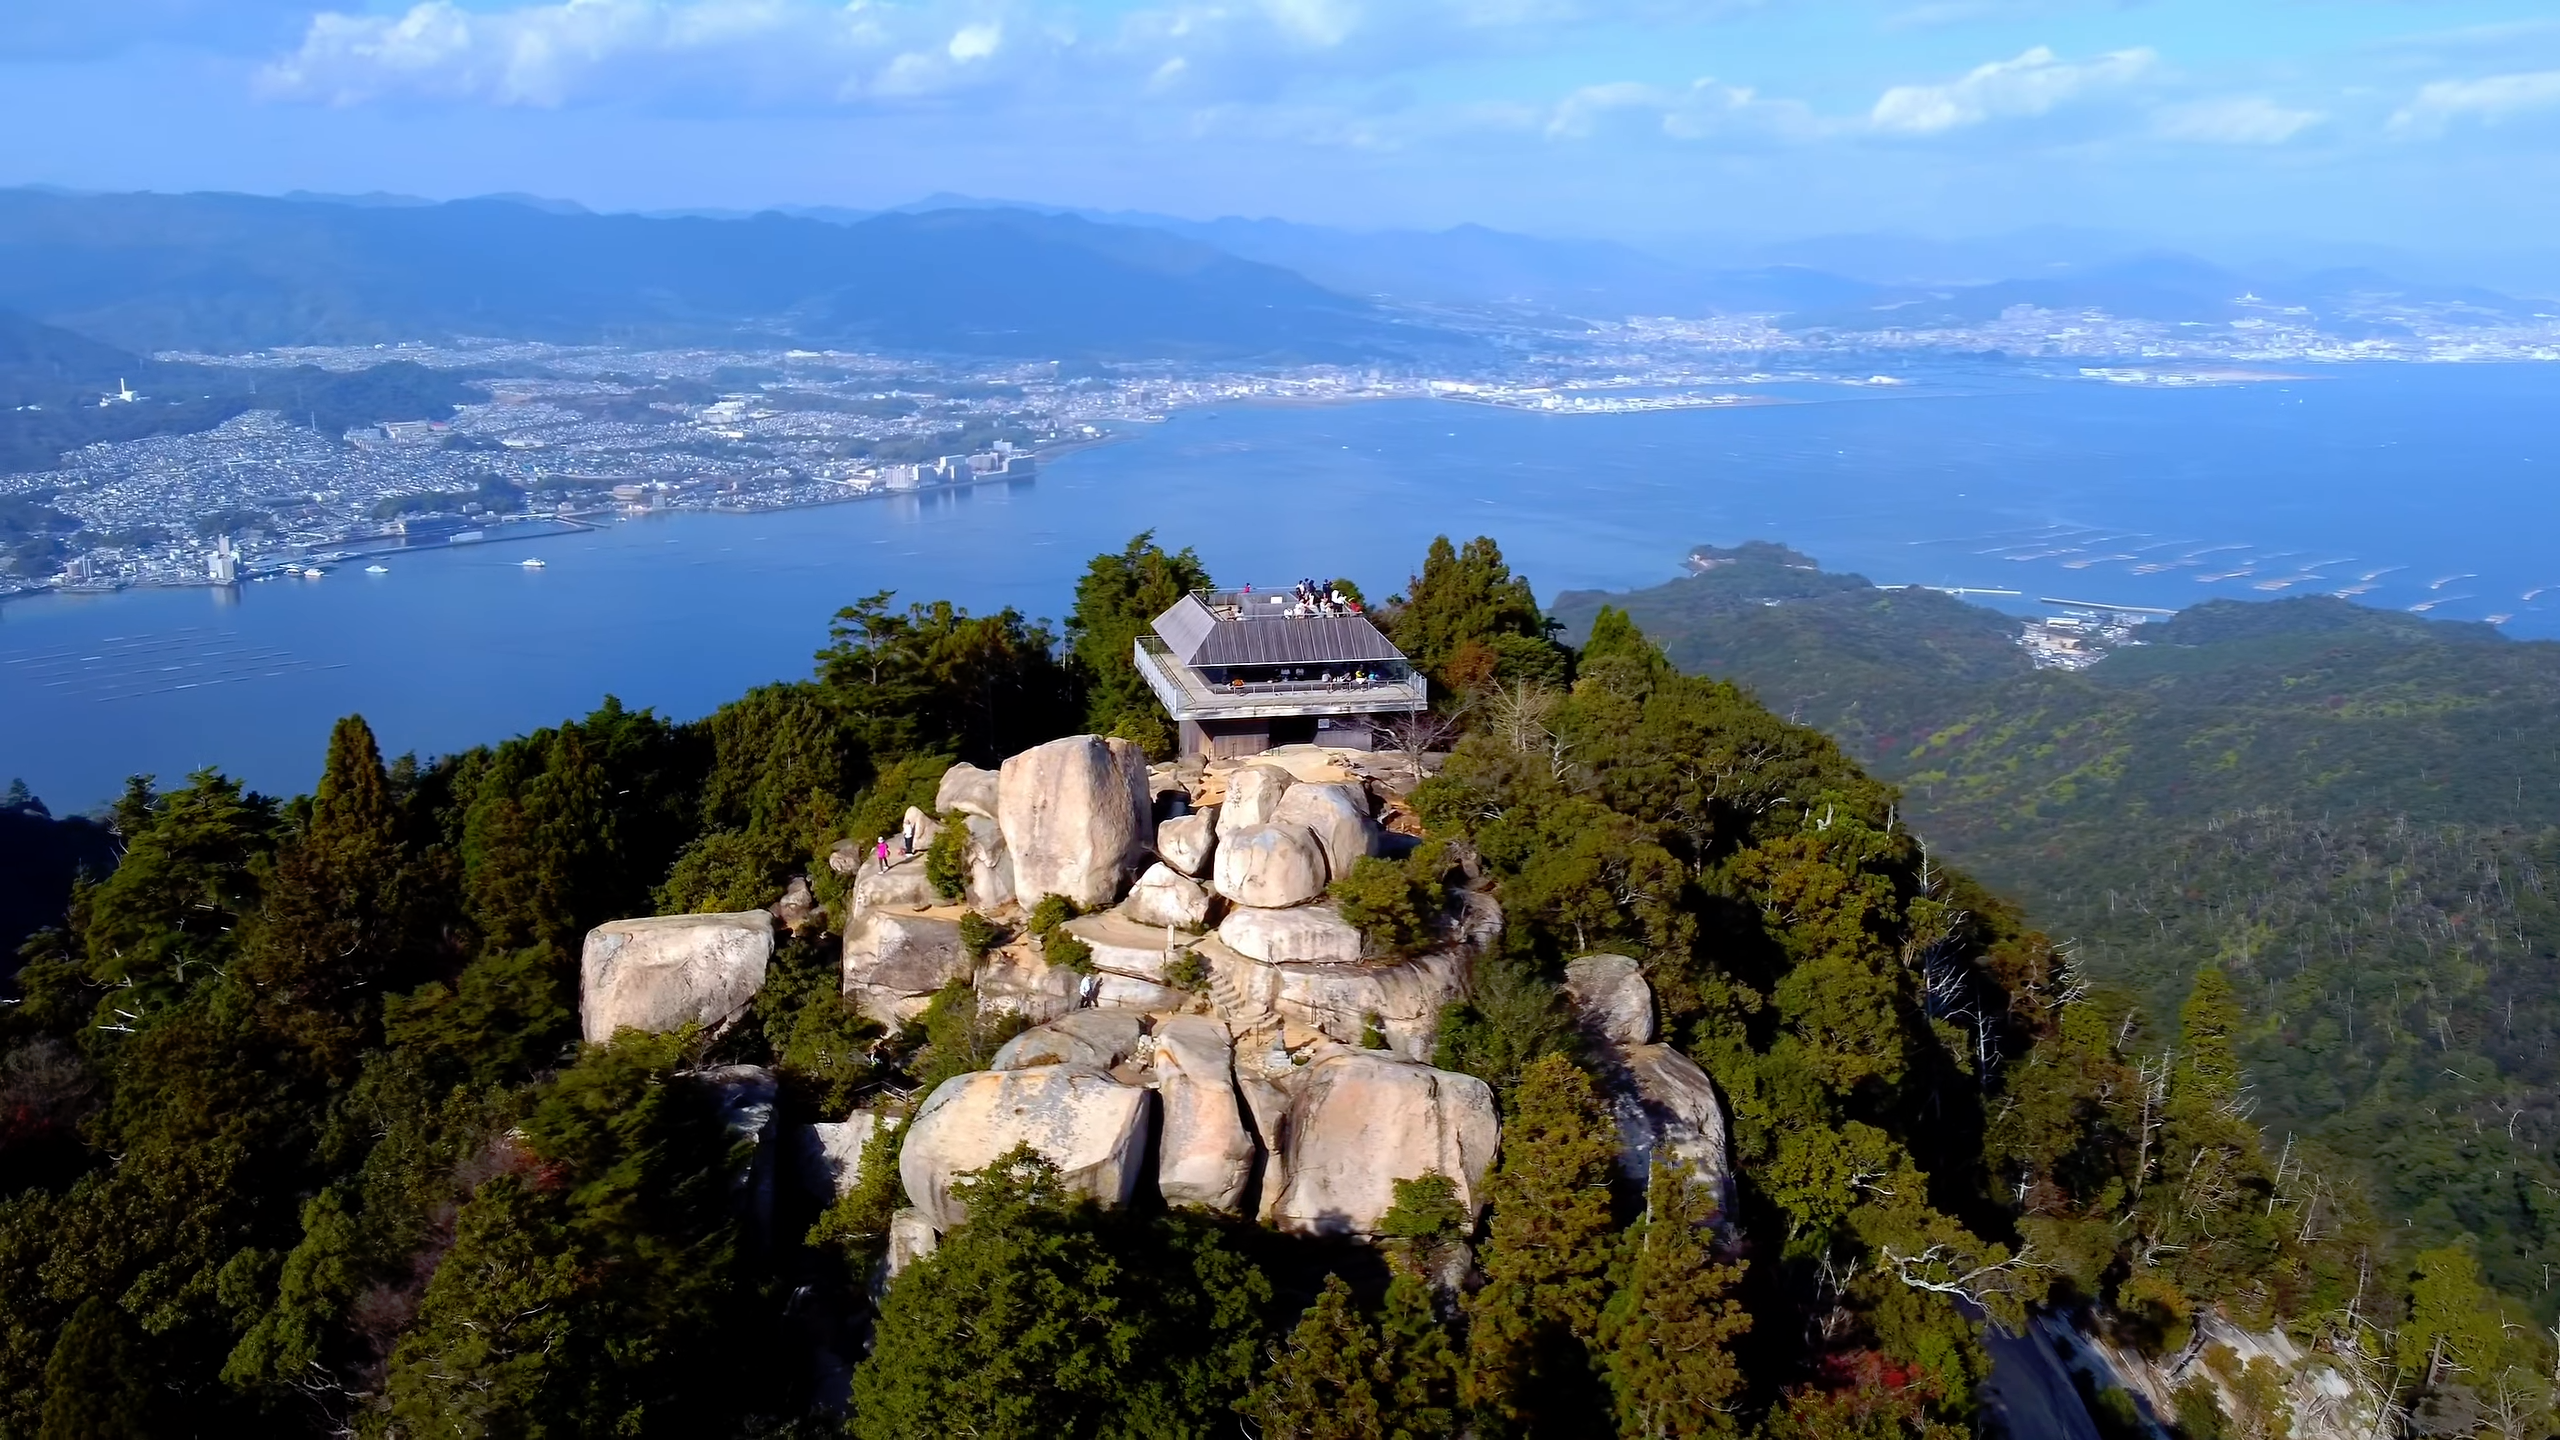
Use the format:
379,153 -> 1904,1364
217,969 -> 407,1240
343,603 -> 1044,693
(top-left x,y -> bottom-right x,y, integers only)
1151,593 -> 1408,668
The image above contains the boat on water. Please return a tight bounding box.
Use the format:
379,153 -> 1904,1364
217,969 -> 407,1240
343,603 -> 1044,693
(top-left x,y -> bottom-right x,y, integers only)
302,568 -> 325,579
521,558 -> 547,569
365,564 -> 390,574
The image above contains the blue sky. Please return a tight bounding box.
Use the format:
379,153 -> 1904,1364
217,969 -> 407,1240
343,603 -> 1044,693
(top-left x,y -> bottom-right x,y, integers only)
3,0 -> 2558,249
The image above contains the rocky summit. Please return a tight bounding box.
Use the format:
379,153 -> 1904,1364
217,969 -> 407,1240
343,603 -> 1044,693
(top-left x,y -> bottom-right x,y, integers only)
573,734 -> 1735,1260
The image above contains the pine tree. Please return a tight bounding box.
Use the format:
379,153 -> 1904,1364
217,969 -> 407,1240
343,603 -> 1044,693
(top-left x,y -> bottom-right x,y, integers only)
1600,1161 -> 1750,1439
1251,1275 -> 1388,1440
239,714 -> 406,1075
1465,1052 -> 1622,1436
1249,1273 -> 1461,1440
38,1298 -> 153,1439
2167,966 -> 2245,1130
1377,1273 -> 1463,1438
2138,964 -> 2282,1322
1386,535 -> 1566,696
2398,1244 -> 2506,1391
853,1147 -> 1262,1440
1066,531 -> 1211,756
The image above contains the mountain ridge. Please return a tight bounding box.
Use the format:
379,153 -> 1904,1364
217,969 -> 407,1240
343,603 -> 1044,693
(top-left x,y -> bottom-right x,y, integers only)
1553,552 -> 2560,1321
0,189 -> 1440,361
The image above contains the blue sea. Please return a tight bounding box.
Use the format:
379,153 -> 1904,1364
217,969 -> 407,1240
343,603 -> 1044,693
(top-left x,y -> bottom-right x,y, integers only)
4,362 -> 2556,810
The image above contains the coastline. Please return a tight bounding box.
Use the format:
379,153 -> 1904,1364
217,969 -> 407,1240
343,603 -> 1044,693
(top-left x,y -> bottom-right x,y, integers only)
0,431 -> 1131,610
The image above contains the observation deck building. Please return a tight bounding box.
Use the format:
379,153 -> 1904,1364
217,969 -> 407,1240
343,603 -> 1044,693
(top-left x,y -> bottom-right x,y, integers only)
1135,588 -> 1428,759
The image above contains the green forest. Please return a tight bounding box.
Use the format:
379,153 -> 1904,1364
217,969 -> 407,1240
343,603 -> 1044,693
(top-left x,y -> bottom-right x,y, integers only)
2,533 -> 2551,1437
1555,544 -> 2560,1334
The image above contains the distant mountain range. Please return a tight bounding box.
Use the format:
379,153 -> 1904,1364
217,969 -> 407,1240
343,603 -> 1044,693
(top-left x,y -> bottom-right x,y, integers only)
0,186 -> 2550,367
798,194 -> 2560,327
0,190 -> 1443,361
1071,212 -> 1884,317
1781,252 -> 2553,335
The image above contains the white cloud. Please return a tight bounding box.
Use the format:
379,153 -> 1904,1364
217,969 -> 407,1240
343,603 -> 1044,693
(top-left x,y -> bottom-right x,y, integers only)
1258,0 -> 1361,49
1544,76 -> 1814,141
259,0 -> 915,107
254,0 -> 1804,114
2152,96 -> 2322,146
1869,44 -> 2154,134
2390,69 -> 2560,135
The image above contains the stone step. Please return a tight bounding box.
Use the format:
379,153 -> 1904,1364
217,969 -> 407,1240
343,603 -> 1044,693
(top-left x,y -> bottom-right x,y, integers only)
1196,936 -> 1276,1031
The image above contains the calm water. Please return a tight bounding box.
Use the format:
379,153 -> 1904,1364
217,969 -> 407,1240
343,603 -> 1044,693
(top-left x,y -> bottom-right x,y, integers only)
5,363 -> 2556,810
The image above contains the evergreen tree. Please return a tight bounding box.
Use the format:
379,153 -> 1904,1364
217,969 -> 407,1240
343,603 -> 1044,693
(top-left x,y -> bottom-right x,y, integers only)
2399,1243 -> 2508,1391
2167,966 -> 2246,1132
1379,1273 -> 1463,1436
851,1147 -> 1269,1440
696,681 -> 859,853
59,769 -> 275,1018
1465,1052 -> 1622,1436
1384,536 -> 1568,697
1066,532 -> 1211,756
818,592 -> 1078,765
381,1031 -> 771,1434
1601,1161 -> 1750,1439
38,1297 -> 153,1440
238,714 -> 407,1077
1251,1275 -> 1386,1440
2135,966 -> 2283,1323
1248,1272 -> 1460,1440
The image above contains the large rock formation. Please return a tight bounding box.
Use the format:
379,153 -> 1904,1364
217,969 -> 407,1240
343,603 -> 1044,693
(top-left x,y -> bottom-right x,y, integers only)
901,805 -> 941,852
1203,942 -> 1466,1058
1212,823 -> 1329,909
1150,1016 -> 1256,1211
1215,764 -> 1294,836
973,947 -> 1082,1025
1563,954 -> 1654,1047
1264,1049 -> 1499,1237
691,1064 -> 779,1230
885,1208 -> 939,1281
580,911 -> 774,1043
1090,973 -> 1196,1011
1272,949 -> 1468,1060
935,762 -> 1000,820
1156,811 -> 1217,878
796,1112 -> 883,1199
1270,782 -> 1379,879
853,858 -> 942,913
1121,862 -> 1214,930
772,875 -> 821,932
991,1010 -> 1149,1071
1218,902 -> 1364,965
1557,956 -> 1731,1208
899,1065 -> 1154,1231
841,910 -> 969,1026
982,914 -> 1200,1018
1609,1044 -> 1732,1208
999,736 -> 1152,910
962,814 -> 1014,913
1061,911 -> 1184,983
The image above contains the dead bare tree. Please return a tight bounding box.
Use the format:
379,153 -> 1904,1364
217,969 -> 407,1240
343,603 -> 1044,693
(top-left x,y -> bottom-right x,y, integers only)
1482,679 -> 1558,757
1880,1241 -> 2056,1335
1380,696 -> 1474,788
